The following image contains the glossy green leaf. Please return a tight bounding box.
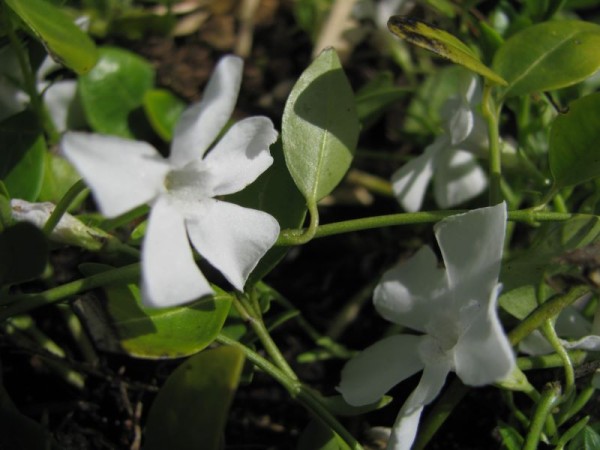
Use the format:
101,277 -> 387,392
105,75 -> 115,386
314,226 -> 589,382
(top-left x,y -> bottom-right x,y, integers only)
493,21 -> 600,97
297,420 -> 341,450
387,16 -> 507,86
142,89 -> 185,141
4,0 -> 97,74
282,47 -> 359,203
0,222 -> 48,286
0,111 -> 46,201
549,92 -> 600,189
566,425 -> 600,450
37,153 -> 85,205
144,346 -> 245,450
77,263 -> 232,359
79,47 -> 155,138
355,71 -> 408,128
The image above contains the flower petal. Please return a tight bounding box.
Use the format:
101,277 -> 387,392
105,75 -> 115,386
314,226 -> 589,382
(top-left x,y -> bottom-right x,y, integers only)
454,285 -> 515,385
374,246 -> 448,332
387,360 -> 450,450
170,55 -> 243,168
433,148 -> 487,209
62,132 -> 170,218
337,334 -> 425,406
184,199 -> 279,291
391,140 -> 441,212
141,196 -> 213,308
445,98 -> 473,145
42,80 -> 77,132
204,116 -> 277,196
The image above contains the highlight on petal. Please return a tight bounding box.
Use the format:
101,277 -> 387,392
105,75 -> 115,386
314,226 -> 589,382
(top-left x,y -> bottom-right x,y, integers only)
391,140 -> 440,212
62,132 -> 170,218
184,199 -> 280,291
141,196 -> 213,308
170,55 -> 243,168
374,246 -> 448,332
338,334 -> 424,406
204,116 -> 277,196
433,148 -> 487,209
446,99 -> 474,145
387,360 -> 450,450
42,80 -> 78,132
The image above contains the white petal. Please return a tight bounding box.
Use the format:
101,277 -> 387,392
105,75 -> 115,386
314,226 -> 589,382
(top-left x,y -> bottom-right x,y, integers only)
170,55 -> 243,168
184,199 -> 279,291
387,360 -> 450,450
446,100 -> 473,145
337,334 -> 425,406
141,196 -> 213,308
374,246 -> 448,332
42,80 -> 77,132
454,285 -> 515,386
61,132 -> 170,218
519,330 -> 554,356
204,116 -> 277,196
391,140 -> 442,212
433,148 -> 487,209
561,335 -> 600,351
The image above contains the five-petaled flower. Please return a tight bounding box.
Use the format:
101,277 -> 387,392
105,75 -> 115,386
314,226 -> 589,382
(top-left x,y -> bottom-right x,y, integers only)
392,72 -> 488,212
338,202 -> 515,450
62,55 -> 280,308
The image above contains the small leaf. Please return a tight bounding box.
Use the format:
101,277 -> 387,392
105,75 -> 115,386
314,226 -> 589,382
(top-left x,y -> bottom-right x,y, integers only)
144,346 -> 245,450
142,89 -> 185,141
549,92 -> 600,189
282,47 -> 359,203
566,425 -> 600,450
387,16 -> 507,86
4,0 -> 97,74
79,47 -> 155,138
493,20 -> 600,97
297,420 -> 341,450
0,222 -> 48,286
497,421 -> 524,450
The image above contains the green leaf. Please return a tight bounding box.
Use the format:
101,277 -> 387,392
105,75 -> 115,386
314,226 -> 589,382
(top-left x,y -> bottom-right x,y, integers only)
355,71 -> 408,128
0,222 -> 48,286
37,153 -> 85,204
387,16 -> 507,86
77,263 -> 232,359
497,421 -> 524,450
79,47 -> 155,138
142,89 -> 185,141
566,425 -> 600,450
144,346 -> 245,450
549,92 -> 600,189
493,21 -> 600,97
322,395 -> 393,416
4,0 -> 97,74
0,111 -> 46,201
297,420 -> 341,450
282,47 -> 359,203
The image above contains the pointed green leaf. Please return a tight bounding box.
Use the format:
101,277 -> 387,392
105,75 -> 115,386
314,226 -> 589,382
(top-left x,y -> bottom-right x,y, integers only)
144,346 -> 245,450
142,89 -> 185,141
493,21 -> 600,97
4,0 -> 97,74
282,47 -> 359,203
79,47 -> 155,138
549,92 -> 600,189
566,425 -> 600,450
387,16 -> 507,86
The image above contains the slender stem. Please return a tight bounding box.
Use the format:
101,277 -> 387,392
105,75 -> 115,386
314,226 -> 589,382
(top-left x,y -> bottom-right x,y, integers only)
554,416 -> 589,450
522,382 -> 561,450
43,179 -> 88,235
517,350 -> 587,371
482,82 -> 503,205
557,386 -> 595,426
216,334 -> 363,450
280,200 -> 319,245
540,321 -> 575,399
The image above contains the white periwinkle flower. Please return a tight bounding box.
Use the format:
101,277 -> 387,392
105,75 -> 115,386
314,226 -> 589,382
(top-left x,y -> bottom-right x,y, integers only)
62,55 -> 280,308
338,202 -> 515,450
392,73 -> 488,212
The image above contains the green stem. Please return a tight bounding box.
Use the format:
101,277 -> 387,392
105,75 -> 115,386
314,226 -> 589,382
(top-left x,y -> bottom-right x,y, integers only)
280,200 -> 319,245
522,382 -> 561,450
482,82 -> 502,205
43,179 -> 88,235
517,350 -> 587,371
557,385 -> 595,426
216,334 -> 363,450
554,416 -> 589,450
541,321 -> 575,399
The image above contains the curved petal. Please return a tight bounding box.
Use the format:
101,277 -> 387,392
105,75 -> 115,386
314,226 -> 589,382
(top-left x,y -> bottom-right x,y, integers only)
61,132 -> 170,218
446,100 -> 473,145
42,80 -> 77,132
374,246 -> 448,332
141,196 -> 213,308
387,360 -> 450,450
204,116 -> 277,196
170,56 -> 243,168
184,199 -> 279,291
454,285 -> 515,386
337,334 -> 425,406
391,140 -> 442,212
433,148 -> 487,209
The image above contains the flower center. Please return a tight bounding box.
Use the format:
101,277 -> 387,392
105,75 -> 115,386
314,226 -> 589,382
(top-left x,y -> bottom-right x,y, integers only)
164,160 -> 213,203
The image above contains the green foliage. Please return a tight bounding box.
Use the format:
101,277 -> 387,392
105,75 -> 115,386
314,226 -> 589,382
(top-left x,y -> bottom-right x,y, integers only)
355,71 -> 408,129
142,89 -> 185,141
566,424 -> 600,450
298,420 -> 342,450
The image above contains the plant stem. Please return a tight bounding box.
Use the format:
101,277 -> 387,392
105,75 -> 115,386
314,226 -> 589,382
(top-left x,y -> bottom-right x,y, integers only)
43,179 -> 89,235
482,83 -> 503,205
280,200 -> 319,245
522,382 -> 561,450
541,321 -> 575,399
517,350 -> 587,371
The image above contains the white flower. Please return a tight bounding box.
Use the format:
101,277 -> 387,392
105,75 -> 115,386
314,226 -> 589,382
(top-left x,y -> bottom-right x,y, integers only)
61,55 -> 280,308
392,73 -> 488,212
338,203 -> 515,450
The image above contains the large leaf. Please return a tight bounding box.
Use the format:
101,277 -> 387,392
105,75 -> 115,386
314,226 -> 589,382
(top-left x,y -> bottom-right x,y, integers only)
143,346 -> 245,450
0,111 -> 46,201
79,47 -> 155,138
387,16 -> 506,86
37,153 -> 84,204
493,21 -> 600,97
4,0 -> 97,74
549,92 -> 600,189
282,47 -> 359,203
77,263 -> 231,359
142,89 -> 185,141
